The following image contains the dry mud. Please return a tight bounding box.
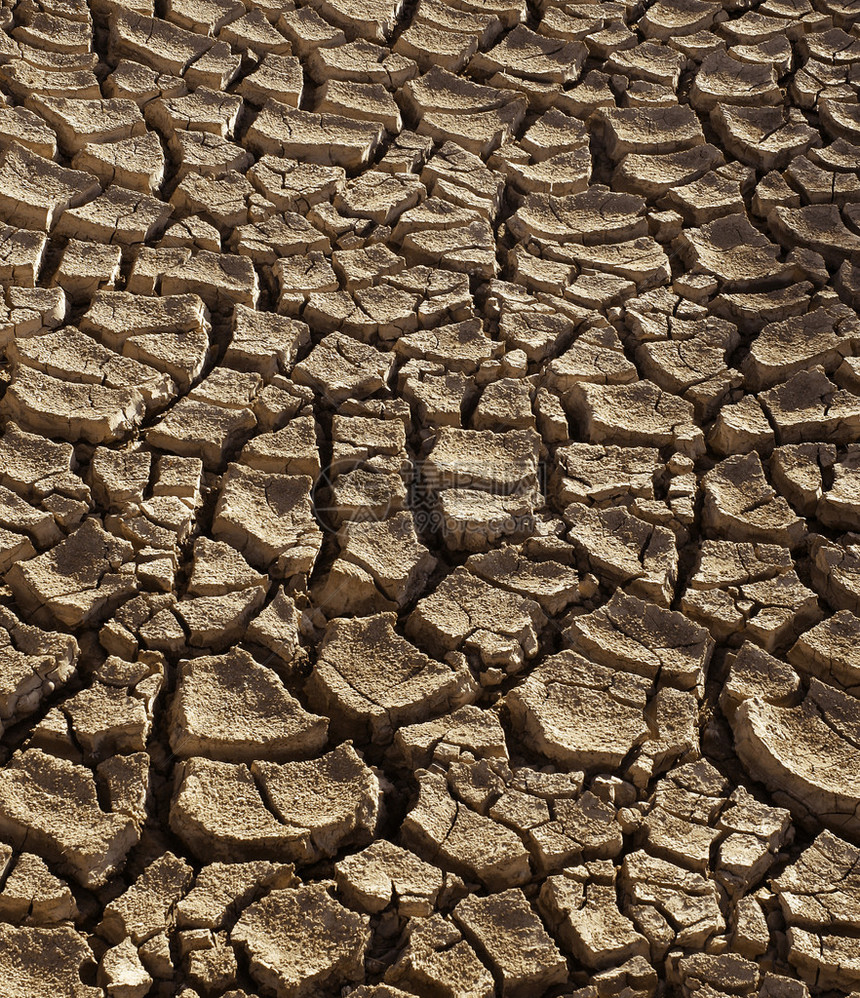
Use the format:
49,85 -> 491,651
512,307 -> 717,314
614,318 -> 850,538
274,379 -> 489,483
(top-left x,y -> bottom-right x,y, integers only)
0,1 -> 858,997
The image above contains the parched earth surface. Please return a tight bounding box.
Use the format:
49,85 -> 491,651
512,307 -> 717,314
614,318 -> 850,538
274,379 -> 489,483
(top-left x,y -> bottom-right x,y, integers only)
0,2 -> 860,998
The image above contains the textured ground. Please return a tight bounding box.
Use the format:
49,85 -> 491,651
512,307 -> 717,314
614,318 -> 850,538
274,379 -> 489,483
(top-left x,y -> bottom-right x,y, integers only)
0,0 -> 859,997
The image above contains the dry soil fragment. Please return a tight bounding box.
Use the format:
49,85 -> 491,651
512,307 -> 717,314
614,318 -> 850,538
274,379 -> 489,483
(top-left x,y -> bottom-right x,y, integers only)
553,442 -> 661,507
743,304 -> 860,391
6,516 -> 136,628
0,421 -> 88,509
402,65 -> 526,157
27,94 -> 145,156
172,587 -> 266,651
395,206 -> 498,279
809,533 -> 860,614
176,859 -> 295,934
307,37 -> 414,90
682,539 -> 822,650
792,57 -> 860,109
309,613 -> 476,743
674,212 -> 790,290
170,757 -> 303,863
275,3 -> 345,55
171,743 -> 380,863
238,52 -> 303,107
335,838 -> 449,916
491,777 -> 623,875
53,178 -> 173,248
0,482 -> 62,552
169,129 -> 253,185
212,463 -> 322,580
384,914 -> 494,998
771,203 -> 860,267
819,96 -> 860,143
773,830 -> 860,990
184,536 -> 263,599
100,851 -> 193,944
407,566 -> 546,678
79,290 -> 210,390
9,325 -> 175,415
232,884 -> 370,998
708,394 -> 775,457
0,144 -> 101,231
566,380 -> 705,458
702,453 -> 806,548
61,678 -> 152,760
0,923 -> 102,998
599,105 -> 705,161
0,749 -> 138,887
622,849 -> 725,952
218,9 -> 291,54
0,850 -> 77,925
245,99 -> 384,169
103,56 -> 188,105
99,936 -> 153,998
690,48 -> 782,110
248,155 -> 346,213
422,141 -> 505,219
252,743 -> 381,857
817,448 -> 860,532
732,676 -> 860,837
292,331 -> 394,404
638,759 -> 729,873
566,589 -> 713,692
710,105 -> 819,171
315,511 -> 436,613
393,704 -> 509,769
146,393 -> 257,472
663,168 -> 744,226
246,588 -> 304,668
715,785 -> 793,896
471,23 -> 584,85
401,767 -> 532,890
546,234 -> 672,289
159,250 -> 258,312
0,225 -> 48,291
507,648 -> 651,770
424,425 -> 540,495
564,503 -> 678,606
239,419 -> 319,480
453,889 -> 567,998
171,170 -> 275,231
759,369 -> 860,446
630,314 -> 741,421
671,952 -> 762,998
0,106 -> 58,160
509,185 -> 647,245
394,2 -> 497,73
788,610 -> 860,695
769,442 -> 835,517
394,318 -> 502,374
51,239 -> 123,302
110,9 -> 215,74
0,59 -> 101,102
540,870 -> 649,970
330,413 -> 408,473
465,542 -> 582,615
85,757 -> 149,837
170,647 -> 328,762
